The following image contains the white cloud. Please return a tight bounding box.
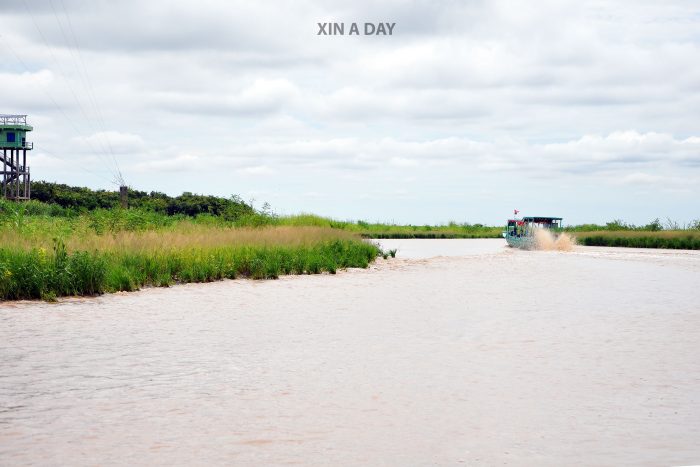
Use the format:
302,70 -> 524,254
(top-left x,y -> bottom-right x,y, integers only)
132,153 -> 200,173
617,173 -> 663,185
124,131 -> 699,180
237,165 -> 274,175
72,131 -> 145,154
150,78 -> 301,115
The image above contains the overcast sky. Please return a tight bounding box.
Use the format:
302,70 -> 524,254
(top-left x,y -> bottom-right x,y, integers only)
1,0 -> 699,225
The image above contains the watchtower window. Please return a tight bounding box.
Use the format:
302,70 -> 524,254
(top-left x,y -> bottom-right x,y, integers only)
7,132 -> 15,143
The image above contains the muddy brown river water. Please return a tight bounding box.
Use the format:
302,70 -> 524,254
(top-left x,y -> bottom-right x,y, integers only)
1,239 -> 699,466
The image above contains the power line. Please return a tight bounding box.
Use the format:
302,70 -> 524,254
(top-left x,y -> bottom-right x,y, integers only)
54,0 -> 124,185
21,0 -> 105,147
19,0 -> 123,183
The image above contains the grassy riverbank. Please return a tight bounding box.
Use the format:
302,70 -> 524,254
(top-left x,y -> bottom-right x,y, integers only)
0,232 -> 379,301
565,219 -> 700,249
0,200 -> 381,301
268,214 -> 503,238
572,230 -> 700,250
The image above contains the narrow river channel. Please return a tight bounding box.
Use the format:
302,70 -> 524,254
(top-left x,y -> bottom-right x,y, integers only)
2,240 -> 699,466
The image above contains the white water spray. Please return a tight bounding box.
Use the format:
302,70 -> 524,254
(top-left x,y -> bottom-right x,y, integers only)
534,228 -> 576,251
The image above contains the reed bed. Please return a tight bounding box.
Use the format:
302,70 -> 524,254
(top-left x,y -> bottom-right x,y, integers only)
91,226 -> 358,251
0,216 -> 380,301
573,230 -> 700,249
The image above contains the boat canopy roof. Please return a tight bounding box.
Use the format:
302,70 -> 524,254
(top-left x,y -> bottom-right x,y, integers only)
522,216 -> 562,223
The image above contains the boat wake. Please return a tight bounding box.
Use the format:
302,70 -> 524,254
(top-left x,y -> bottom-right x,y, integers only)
534,228 -> 576,251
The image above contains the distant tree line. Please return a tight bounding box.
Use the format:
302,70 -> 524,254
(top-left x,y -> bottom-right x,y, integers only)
30,181 -> 255,220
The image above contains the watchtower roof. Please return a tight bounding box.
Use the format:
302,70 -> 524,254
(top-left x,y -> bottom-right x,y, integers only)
1,115 -> 28,125
0,114 -> 32,131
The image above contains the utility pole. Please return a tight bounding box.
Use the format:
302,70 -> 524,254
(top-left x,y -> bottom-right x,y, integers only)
119,185 -> 128,208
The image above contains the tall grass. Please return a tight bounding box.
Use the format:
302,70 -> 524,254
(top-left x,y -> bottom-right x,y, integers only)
3,201 -> 505,238
0,235 -> 380,301
0,202 -> 382,301
0,241 -> 105,301
270,214 -> 503,238
572,230 -> 700,250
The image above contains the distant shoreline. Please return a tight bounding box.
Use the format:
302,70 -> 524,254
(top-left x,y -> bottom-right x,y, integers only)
366,230 -> 700,249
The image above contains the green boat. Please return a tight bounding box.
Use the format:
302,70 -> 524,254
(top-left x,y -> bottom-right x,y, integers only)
503,214 -> 563,249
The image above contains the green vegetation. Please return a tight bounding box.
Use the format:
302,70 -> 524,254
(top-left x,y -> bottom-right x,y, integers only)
571,230 -> 700,250
271,214 -> 504,239
0,186 -> 382,301
563,218 -> 700,232
26,182 -> 700,244
353,221 -> 503,238
31,181 -> 255,219
563,218 -> 700,249
16,182 -> 515,238
0,236 -> 378,301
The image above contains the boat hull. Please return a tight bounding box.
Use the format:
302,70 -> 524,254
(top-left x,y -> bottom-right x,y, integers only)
504,233 -> 537,250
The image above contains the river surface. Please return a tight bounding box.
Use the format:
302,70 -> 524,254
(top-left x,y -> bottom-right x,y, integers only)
1,239 -> 699,466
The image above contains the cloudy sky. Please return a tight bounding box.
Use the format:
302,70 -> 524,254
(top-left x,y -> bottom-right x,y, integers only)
1,0 -> 699,225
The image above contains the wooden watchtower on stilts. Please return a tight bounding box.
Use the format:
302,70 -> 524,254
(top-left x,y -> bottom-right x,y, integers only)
1,114 -> 33,200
